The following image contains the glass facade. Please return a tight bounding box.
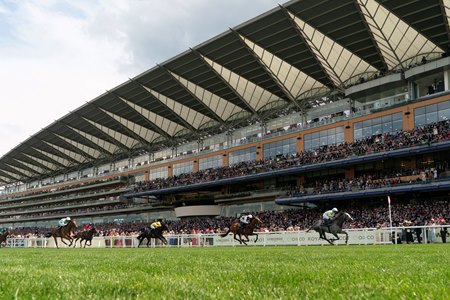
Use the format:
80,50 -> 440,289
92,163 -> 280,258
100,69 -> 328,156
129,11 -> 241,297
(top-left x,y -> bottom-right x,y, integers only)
263,138 -> 296,158
414,100 -> 450,127
353,113 -> 402,141
199,155 -> 223,171
229,147 -> 256,166
173,161 -> 194,176
304,127 -> 344,151
149,166 -> 168,180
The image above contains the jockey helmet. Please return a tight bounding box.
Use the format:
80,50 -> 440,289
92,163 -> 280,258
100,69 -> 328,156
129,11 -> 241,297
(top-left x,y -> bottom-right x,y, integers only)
332,208 -> 338,212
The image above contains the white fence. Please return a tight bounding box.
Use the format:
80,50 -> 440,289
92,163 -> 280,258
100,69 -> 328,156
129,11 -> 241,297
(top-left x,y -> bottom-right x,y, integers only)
3,226 -> 448,248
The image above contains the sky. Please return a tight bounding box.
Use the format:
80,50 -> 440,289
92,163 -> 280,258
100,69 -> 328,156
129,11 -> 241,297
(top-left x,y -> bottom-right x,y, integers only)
0,0 -> 282,157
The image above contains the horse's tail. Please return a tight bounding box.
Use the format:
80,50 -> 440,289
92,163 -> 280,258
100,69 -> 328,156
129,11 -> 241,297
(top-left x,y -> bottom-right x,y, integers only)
220,228 -> 231,238
306,227 -> 312,233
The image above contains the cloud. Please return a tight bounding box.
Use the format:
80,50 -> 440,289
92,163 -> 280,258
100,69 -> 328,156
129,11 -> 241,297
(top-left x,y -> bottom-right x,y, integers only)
0,0 -> 280,158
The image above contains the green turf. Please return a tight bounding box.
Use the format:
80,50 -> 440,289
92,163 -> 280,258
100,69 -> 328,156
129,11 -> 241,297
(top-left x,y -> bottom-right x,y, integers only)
0,245 -> 448,299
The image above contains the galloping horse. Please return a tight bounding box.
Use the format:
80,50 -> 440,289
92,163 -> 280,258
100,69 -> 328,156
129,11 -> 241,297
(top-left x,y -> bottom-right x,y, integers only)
0,230 -> 10,247
307,212 -> 353,245
73,227 -> 97,248
220,216 -> 262,245
137,223 -> 170,247
48,219 -> 77,248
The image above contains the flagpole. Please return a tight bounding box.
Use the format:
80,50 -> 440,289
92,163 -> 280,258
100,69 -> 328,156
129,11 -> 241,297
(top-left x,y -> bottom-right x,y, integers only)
388,195 -> 393,242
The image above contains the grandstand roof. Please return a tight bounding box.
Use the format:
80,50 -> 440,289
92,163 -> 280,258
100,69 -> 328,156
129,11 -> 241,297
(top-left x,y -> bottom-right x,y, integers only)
1,0 -> 449,185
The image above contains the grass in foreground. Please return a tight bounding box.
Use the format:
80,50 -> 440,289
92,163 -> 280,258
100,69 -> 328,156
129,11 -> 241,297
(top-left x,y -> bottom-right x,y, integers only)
0,244 -> 448,299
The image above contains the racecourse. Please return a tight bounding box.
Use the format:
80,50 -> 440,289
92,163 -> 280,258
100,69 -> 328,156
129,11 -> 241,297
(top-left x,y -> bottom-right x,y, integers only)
0,245 -> 448,299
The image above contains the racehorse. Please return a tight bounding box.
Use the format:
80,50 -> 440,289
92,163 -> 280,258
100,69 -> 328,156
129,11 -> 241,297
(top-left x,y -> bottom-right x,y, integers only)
137,222 -> 170,247
72,227 -> 97,248
220,216 -> 262,245
47,219 -> 77,248
0,230 -> 10,247
307,212 -> 353,245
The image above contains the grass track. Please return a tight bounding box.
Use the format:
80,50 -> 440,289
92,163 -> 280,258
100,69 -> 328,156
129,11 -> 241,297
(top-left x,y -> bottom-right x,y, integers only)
0,245 -> 449,299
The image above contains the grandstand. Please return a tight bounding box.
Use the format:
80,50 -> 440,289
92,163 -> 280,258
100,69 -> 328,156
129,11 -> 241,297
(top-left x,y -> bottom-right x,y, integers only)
0,0 -> 449,235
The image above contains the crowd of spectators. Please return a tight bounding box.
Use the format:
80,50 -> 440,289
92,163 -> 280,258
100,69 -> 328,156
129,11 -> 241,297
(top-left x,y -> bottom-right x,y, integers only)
8,200 -> 449,238
134,120 -> 450,193
0,177 -> 124,202
289,166 -> 444,196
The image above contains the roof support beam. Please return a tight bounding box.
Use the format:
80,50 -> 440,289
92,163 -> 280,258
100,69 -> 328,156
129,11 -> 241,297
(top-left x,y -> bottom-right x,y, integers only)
158,65 -> 226,125
356,0 -> 404,70
15,156 -> 57,174
48,129 -> 98,162
72,111 -> 129,153
280,7 -> 345,90
352,1 -> 390,73
107,91 -> 173,141
127,78 -> 198,134
0,170 -> 21,181
190,48 -> 260,117
42,139 -> 87,165
1,165 -> 30,180
90,103 -> 150,148
230,28 -> 302,110
439,0 -> 450,46
30,147 -> 69,169
60,123 -> 114,157
4,163 -> 36,179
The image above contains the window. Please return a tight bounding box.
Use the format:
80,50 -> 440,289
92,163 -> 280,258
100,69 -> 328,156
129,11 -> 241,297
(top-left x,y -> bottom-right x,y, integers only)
229,147 -> 256,165
173,161 -> 194,176
263,138 -> 296,159
150,167 -> 168,180
415,100 -> 450,127
199,155 -> 223,171
354,113 -> 402,141
304,127 -> 344,151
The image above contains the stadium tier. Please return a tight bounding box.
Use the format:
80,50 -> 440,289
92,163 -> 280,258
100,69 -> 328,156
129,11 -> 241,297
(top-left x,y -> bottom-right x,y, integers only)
0,0 -> 449,232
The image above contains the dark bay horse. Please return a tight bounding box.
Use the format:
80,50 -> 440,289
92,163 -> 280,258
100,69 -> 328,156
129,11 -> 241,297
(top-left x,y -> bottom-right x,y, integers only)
220,216 -> 262,245
307,212 -> 353,245
0,230 -> 10,247
73,227 -> 97,248
48,219 -> 77,248
137,223 -> 170,247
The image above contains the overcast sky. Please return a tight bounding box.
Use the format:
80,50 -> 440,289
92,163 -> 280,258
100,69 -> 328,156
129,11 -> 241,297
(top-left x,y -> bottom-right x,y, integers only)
0,0 -> 282,157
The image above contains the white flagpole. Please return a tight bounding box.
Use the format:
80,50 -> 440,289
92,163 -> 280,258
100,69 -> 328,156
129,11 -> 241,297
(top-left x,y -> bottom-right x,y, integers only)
388,195 -> 393,241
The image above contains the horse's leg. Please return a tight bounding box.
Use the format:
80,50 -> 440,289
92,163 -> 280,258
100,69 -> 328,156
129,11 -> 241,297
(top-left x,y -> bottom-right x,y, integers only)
53,234 -> 59,249
73,237 -> 78,248
60,234 -> 68,246
330,229 -> 341,243
319,230 -> 334,245
137,236 -> 143,248
243,233 -> 250,243
158,236 -> 167,245
233,233 -> 242,244
254,233 -> 259,243
67,233 -> 73,247
239,233 -> 248,246
343,231 -> 349,245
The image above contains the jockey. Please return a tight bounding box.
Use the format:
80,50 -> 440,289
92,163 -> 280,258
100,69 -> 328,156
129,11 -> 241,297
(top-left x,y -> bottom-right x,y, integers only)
150,221 -> 162,230
57,217 -> 72,235
239,213 -> 253,229
59,217 -> 71,227
84,223 -> 93,232
323,208 -> 338,226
